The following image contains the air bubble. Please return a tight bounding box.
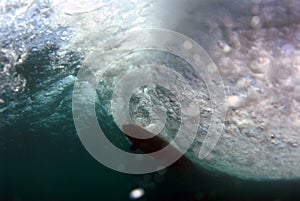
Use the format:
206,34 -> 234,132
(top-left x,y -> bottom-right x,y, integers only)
183,40 -> 193,49
129,188 -> 145,200
251,16 -> 260,28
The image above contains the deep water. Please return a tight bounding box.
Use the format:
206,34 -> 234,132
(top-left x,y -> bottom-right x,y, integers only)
2,121 -> 300,201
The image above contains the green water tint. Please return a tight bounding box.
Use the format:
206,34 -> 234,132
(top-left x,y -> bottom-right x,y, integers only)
1,124 -> 300,201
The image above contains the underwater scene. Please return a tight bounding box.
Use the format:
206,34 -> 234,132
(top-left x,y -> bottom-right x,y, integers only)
2,0 -> 300,200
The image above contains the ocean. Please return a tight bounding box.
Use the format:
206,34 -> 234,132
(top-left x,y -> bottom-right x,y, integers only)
2,0 -> 300,200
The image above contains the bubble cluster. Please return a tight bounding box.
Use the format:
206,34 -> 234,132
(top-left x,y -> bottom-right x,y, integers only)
166,0 -> 300,180
72,28 -> 225,173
